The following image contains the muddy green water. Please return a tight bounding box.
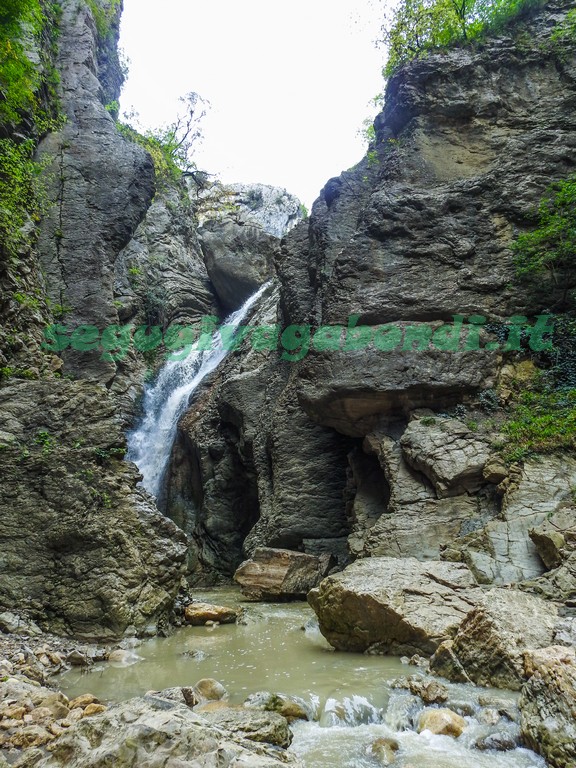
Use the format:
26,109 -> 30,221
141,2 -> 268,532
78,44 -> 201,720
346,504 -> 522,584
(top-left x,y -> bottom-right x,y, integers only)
57,589 -> 546,768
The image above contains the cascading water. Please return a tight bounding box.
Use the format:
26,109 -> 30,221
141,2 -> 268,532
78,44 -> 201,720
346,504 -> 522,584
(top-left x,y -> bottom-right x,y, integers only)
127,282 -> 271,498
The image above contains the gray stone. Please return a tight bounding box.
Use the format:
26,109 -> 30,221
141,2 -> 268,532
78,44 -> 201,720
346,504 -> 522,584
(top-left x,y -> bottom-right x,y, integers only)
520,646 -> 576,768
11,696 -> 301,767
0,381 -> 186,639
400,417 -> 490,497
308,557 -> 481,655
430,589 -> 559,689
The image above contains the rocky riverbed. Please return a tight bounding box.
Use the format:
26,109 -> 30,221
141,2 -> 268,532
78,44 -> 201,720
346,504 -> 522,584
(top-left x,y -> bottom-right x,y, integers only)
0,589 -> 566,768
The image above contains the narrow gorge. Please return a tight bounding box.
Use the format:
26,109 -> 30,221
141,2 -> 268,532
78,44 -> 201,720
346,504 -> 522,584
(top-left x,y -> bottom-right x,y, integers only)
1,0 -> 576,766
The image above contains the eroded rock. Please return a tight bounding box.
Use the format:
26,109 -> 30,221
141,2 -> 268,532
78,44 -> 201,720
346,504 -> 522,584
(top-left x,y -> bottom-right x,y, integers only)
520,646 -> 576,768
234,548 -> 334,601
430,589 -> 559,689
400,417 -> 490,497
308,557 -> 481,655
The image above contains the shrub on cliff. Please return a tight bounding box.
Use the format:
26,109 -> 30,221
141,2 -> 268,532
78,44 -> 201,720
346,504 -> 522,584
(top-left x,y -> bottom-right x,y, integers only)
383,0 -> 544,75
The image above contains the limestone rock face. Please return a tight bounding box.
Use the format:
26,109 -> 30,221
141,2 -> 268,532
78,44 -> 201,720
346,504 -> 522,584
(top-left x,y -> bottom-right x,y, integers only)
164,289 -> 354,580
0,381 -> 186,639
400,418 -> 490,497
453,457 -> 576,586
307,557 -> 481,655
37,0 -> 155,384
348,426 -> 498,561
196,182 -> 302,313
430,589 -> 559,690
198,182 -> 304,238
234,548 -> 333,601
199,221 -> 278,314
520,646 -> 576,768
114,184 -> 217,329
12,695 -> 302,767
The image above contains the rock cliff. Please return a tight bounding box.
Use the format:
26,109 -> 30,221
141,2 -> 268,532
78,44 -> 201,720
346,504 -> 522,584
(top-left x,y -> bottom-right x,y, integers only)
1,0 -> 576,667
166,0 -> 576,596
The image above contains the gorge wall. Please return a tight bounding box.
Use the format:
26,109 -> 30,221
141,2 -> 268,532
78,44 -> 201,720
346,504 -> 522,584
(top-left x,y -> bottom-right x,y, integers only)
1,0 -> 575,641
166,0 -> 576,601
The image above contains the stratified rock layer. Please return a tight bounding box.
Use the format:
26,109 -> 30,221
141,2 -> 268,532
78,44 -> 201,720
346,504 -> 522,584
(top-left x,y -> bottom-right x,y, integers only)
430,589 -> 560,689
520,646 -> 576,768
234,548 -> 333,601
0,381 -> 186,639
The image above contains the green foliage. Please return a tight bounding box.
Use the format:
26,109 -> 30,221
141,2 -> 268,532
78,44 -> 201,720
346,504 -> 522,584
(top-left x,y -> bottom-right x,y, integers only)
0,0 -> 63,263
86,0 -> 121,40
512,174 -> 576,289
299,203 -> 309,219
501,388 -> 576,462
0,0 -> 43,125
117,92 -> 206,191
0,137 -> 45,262
550,8 -> 576,46
382,0 -> 543,75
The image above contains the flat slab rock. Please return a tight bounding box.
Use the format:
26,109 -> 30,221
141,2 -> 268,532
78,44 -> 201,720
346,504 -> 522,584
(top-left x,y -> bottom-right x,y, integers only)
234,547 -> 333,601
307,557 -> 481,655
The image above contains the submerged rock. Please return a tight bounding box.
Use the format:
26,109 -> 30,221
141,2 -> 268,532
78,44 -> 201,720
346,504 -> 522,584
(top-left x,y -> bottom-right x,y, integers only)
417,707 -> 467,737
519,646 -> 576,768
307,557 -> 481,654
234,547 -> 334,601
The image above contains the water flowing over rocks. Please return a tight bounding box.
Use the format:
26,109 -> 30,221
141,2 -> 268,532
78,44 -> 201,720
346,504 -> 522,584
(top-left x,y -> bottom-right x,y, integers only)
2,0 -> 576,760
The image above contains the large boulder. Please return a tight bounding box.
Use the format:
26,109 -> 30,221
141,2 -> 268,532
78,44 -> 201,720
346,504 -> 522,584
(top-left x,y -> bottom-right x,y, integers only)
430,589 -> 560,689
520,646 -> 576,768
11,695 -> 301,767
234,548 -> 333,601
307,557 -> 481,655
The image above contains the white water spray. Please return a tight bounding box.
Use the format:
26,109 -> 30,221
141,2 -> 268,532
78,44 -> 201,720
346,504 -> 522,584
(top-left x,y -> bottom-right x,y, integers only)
127,282 -> 271,498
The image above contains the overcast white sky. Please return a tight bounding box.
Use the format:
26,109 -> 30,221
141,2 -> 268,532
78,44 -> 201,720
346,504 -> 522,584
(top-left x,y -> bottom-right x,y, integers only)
118,0 -> 388,208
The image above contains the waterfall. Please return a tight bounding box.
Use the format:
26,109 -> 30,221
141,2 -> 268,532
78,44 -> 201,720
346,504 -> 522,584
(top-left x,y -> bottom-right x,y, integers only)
127,282 -> 271,498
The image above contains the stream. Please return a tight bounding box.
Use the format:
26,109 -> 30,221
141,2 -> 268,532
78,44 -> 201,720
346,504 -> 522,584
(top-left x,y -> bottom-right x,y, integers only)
57,588 -> 546,768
